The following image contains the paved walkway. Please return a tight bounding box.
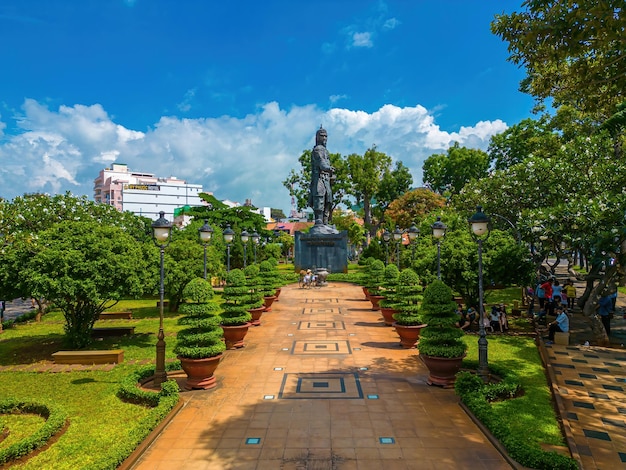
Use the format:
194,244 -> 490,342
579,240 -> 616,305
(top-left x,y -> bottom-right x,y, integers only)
131,283 -> 509,470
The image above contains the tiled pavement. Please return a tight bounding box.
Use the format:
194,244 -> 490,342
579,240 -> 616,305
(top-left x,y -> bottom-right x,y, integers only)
130,282 -> 511,470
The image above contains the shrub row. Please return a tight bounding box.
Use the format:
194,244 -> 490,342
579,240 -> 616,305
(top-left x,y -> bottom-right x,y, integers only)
455,364 -> 577,470
116,361 -> 181,407
0,399 -> 68,465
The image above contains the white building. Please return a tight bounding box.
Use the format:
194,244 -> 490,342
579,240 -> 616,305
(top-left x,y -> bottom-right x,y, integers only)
94,163 -> 205,221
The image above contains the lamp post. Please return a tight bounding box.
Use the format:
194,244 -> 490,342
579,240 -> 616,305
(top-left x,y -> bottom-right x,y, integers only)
223,224 -> 235,272
382,229 -> 391,266
431,217 -> 447,280
393,225 -> 402,269
241,230 -> 249,268
251,231 -> 260,263
468,205 -> 491,382
198,219 -> 213,280
407,223 -> 420,263
151,211 -> 173,387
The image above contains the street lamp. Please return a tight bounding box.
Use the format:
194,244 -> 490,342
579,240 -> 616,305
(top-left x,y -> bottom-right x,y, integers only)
431,217 -> 447,280
468,205 -> 491,382
408,223 -> 420,263
382,229 -> 391,266
223,224 -> 235,272
393,225 -> 402,269
241,230 -> 249,268
198,219 -> 214,280
251,231 -> 260,263
151,211 -> 173,387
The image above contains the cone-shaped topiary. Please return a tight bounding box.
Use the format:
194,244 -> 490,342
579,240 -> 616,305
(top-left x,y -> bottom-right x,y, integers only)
258,260 -> 281,297
379,264 -> 400,309
364,259 -> 385,295
243,264 -> 264,300
391,268 -> 424,326
418,280 -> 467,358
174,278 -> 225,359
220,269 -> 254,326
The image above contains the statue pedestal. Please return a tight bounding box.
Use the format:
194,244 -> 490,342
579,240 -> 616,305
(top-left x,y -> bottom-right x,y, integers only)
294,226 -> 348,274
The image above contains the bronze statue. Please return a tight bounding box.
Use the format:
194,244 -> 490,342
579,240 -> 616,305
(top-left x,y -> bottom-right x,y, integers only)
308,126 -> 334,225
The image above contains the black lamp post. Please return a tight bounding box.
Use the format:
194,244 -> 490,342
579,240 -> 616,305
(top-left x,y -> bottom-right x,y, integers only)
382,229 -> 391,266
468,205 -> 491,382
198,219 -> 213,280
151,211 -> 173,387
241,230 -> 249,268
407,223 -> 420,263
431,217 -> 447,280
223,224 -> 235,272
251,231 -> 260,263
393,225 -> 402,269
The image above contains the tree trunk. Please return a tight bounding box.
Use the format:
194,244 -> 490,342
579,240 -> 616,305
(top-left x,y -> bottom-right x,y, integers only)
579,264 -> 618,347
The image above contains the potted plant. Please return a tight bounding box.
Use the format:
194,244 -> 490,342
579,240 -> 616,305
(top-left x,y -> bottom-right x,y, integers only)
258,260 -> 279,311
174,277 -> 226,390
379,264 -> 400,326
364,259 -> 386,310
266,257 -> 283,299
418,280 -> 467,388
244,264 -> 266,325
392,268 -> 427,348
220,269 -> 253,348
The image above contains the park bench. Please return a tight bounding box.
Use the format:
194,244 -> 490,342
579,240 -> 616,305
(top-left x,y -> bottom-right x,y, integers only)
98,311 -> 132,320
91,326 -> 135,337
52,349 -> 124,365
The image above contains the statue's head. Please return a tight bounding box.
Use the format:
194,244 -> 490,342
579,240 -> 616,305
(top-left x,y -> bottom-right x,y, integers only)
316,125 -> 327,146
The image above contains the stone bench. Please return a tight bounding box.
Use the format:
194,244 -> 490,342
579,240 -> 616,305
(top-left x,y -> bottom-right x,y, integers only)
52,349 -> 124,365
98,311 -> 132,320
91,327 -> 135,337
554,332 -> 570,345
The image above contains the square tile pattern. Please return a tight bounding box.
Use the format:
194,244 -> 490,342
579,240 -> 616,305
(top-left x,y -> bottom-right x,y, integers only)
279,372 -> 364,399
298,321 -> 345,330
291,340 -> 351,355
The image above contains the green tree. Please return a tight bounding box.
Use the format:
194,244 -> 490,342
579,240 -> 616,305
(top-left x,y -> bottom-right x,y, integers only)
19,221 -> 152,348
492,0 -> 626,119
385,188 -> 446,229
422,143 -> 490,195
373,161 -> 413,222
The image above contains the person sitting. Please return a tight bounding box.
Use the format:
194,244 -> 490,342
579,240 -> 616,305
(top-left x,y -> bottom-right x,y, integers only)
489,306 -> 501,332
498,304 -> 509,332
303,270 -> 312,288
546,306 -> 569,344
456,309 -> 471,331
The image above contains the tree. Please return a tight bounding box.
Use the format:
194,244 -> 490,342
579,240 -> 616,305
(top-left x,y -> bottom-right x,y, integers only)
492,0 -> 626,119
346,146 -> 392,233
422,143 -> 490,195
18,221 -> 152,348
373,161 -> 414,222
385,188 -> 446,229
271,208 -> 286,220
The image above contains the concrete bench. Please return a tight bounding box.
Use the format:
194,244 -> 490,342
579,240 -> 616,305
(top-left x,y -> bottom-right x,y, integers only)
52,349 -> 124,364
98,311 -> 132,320
91,327 -> 135,337
554,332 -> 570,345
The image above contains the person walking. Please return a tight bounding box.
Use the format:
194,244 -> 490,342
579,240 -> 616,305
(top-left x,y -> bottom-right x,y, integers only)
598,293 -> 613,337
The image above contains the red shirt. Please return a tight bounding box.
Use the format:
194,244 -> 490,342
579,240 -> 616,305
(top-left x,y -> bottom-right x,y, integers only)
540,281 -> 553,299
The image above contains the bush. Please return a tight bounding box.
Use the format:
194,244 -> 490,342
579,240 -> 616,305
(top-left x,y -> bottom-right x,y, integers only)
391,269 -> 424,325
379,264 -> 400,309
363,259 -> 385,295
417,280 -> 466,358
258,260 -> 281,296
174,278 -> 225,359
220,269 -> 254,326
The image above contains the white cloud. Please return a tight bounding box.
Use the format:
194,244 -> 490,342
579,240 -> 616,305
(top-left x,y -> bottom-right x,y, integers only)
383,17 -> 400,30
0,100 -> 508,211
352,32 -> 373,48
329,94 -> 348,104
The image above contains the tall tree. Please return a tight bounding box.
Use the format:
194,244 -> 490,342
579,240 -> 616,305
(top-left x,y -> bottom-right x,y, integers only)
385,188 -> 446,229
492,0 -> 626,119
422,143 -> 490,195
373,161 -> 414,222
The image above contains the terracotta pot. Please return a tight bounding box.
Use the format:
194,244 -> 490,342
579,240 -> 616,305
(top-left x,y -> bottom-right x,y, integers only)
221,322 -> 251,349
393,322 -> 427,348
274,288 -> 281,300
362,287 -> 370,300
263,295 -> 276,312
419,354 -> 465,388
178,354 -> 223,390
369,294 -> 385,311
380,307 -> 398,326
248,306 -> 265,326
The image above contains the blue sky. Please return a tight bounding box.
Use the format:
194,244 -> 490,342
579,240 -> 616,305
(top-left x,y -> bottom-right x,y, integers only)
0,0 -> 534,213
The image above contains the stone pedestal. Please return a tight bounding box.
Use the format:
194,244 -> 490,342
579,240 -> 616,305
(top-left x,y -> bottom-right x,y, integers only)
294,226 -> 348,274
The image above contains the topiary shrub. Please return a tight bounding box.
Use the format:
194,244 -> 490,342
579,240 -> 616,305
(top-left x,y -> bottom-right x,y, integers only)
174,278 -> 225,359
379,264 -> 400,309
417,280 -> 466,358
258,260 -> 281,297
220,269 -> 254,326
364,259 -> 385,295
391,268 -> 424,325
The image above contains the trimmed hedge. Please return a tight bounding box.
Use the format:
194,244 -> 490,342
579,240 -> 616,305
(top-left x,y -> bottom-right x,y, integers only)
455,364 -> 577,470
0,399 -> 68,465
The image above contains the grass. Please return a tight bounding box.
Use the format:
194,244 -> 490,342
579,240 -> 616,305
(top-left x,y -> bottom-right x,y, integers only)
462,334 -> 566,448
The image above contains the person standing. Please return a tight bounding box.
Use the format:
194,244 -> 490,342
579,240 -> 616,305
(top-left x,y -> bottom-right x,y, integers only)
565,281 -> 577,310
540,278 -> 554,316
308,126 -> 334,225
598,293 -> 613,336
